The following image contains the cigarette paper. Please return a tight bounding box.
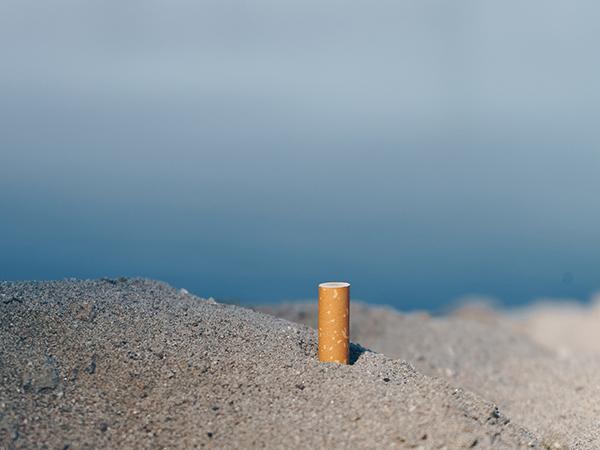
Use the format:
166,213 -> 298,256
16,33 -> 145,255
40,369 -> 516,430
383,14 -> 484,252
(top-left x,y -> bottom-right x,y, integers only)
318,282 -> 350,364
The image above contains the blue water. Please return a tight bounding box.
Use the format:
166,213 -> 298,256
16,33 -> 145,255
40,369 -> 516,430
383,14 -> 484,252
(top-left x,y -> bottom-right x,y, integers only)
2,1 -> 600,310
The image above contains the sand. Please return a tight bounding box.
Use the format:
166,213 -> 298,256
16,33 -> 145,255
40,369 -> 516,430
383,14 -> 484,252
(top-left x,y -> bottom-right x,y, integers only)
0,279 -> 595,449
259,301 -> 600,449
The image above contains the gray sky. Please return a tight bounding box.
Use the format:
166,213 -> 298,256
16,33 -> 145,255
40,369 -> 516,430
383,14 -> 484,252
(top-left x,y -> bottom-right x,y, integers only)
2,1 -> 600,307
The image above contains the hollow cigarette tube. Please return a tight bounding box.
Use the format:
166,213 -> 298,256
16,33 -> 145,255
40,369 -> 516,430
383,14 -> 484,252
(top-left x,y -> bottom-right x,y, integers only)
318,282 -> 350,364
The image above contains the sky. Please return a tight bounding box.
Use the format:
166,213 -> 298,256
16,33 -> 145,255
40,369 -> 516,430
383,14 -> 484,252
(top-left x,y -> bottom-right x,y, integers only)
2,1 -> 600,309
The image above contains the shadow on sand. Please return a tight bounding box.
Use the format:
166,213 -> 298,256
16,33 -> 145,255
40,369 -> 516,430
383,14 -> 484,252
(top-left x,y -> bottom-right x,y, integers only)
349,342 -> 372,365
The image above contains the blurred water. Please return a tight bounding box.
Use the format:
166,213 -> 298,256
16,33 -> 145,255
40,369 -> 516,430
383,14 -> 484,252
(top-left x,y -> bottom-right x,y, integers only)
2,1 -> 600,309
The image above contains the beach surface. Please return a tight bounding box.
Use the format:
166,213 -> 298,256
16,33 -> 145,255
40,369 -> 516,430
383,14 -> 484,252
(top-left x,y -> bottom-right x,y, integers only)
1,280 -> 597,448
260,301 -> 600,449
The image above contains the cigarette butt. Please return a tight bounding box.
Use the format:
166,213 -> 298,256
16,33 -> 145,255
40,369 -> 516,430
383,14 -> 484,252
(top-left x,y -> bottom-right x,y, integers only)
318,282 -> 350,364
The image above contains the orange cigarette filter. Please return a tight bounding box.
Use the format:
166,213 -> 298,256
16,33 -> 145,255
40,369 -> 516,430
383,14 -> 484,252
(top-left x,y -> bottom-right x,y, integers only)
318,282 -> 350,364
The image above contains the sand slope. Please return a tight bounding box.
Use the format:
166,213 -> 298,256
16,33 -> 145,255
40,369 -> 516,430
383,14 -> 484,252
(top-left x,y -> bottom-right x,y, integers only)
0,280 -> 539,449
259,301 -> 600,449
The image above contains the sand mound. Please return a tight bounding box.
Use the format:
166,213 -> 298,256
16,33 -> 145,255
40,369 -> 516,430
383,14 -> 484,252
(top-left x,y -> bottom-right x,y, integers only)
260,301 -> 600,449
507,297 -> 600,357
0,280 -> 539,449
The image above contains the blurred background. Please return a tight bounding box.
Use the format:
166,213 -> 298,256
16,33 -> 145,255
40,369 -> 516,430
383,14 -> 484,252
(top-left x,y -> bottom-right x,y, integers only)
1,0 -> 600,310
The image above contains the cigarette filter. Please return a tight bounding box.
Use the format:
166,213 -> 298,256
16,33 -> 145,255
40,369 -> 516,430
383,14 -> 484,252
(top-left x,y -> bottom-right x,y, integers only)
318,282 -> 350,364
